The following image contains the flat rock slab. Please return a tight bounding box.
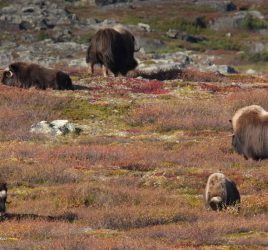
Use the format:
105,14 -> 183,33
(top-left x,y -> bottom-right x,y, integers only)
30,120 -> 81,136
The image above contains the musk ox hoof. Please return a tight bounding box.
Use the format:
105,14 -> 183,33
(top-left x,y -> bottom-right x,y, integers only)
30,120 -> 82,136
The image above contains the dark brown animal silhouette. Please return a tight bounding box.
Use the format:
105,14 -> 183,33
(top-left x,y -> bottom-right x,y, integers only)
204,173 -> 240,211
2,62 -> 73,90
86,25 -> 139,77
231,105 -> 268,160
0,183 -> 7,216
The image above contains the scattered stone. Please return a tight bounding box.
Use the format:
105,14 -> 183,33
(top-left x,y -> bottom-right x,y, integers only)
19,20 -> 33,30
166,29 -> 180,39
210,11 -> 265,31
195,1 -> 237,12
206,64 -> 238,74
246,69 -> 256,75
166,30 -> 207,43
138,23 -> 151,32
30,120 -> 82,136
51,28 -> 73,43
192,16 -> 207,28
182,34 -> 207,43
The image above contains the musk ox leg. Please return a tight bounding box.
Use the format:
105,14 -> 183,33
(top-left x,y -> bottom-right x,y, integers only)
102,65 -> 109,77
88,63 -> 94,75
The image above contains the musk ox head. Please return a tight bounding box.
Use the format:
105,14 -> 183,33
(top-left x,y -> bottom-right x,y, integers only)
1,65 -> 19,86
86,25 -> 139,77
204,173 -> 240,211
0,183 -> 7,216
231,105 -> 268,160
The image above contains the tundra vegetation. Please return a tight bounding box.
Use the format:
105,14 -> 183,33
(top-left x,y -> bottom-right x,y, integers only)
0,0 -> 268,249
0,68 -> 267,249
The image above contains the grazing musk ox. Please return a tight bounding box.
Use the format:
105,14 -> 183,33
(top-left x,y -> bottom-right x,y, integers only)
86,25 -> 139,77
231,105 -> 268,160
2,62 -> 73,90
204,173 -> 240,211
0,183 -> 7,216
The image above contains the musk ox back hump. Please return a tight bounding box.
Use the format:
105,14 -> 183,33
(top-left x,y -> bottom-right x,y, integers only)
204,173 -> 240,211
231,105 -> 268,160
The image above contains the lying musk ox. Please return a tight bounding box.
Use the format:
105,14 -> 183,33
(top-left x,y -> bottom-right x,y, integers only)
231,105 -> 268,160
86,26 -> 139,77
2,62 -> 73,90
0,183 -> 7,216
204,173 -> 240,211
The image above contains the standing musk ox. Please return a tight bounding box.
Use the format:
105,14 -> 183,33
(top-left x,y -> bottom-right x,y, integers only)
0,183 -> 7,216
2,62 -> 73,90
231,105 -> 268,160
204,173 -> 240,211
86,25 -> 139,77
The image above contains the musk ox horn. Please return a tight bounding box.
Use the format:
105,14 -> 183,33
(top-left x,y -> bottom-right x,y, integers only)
4,67 -> 13,78
134,40 -> 141,52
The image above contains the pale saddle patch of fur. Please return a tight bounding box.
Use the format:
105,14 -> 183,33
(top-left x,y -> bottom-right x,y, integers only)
232,105 -> 268,132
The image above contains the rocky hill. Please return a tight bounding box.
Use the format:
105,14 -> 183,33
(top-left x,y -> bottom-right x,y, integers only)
1,0 -> 268,74
0,1 -> 268,249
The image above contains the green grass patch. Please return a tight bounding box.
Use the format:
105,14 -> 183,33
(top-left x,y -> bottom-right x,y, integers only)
0,0 -> 9,8
58,99 -> 130,125
242,14 -> 268,30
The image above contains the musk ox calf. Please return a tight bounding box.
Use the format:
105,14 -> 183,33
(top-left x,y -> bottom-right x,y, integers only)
0,183 -> 7,216
231,105 -> 268,160
204,173 -> 240,211
86,25 -> 139,77
2,62 -> 73,90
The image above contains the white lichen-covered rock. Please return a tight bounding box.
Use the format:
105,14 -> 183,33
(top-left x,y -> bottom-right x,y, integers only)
30,120 -> 81,136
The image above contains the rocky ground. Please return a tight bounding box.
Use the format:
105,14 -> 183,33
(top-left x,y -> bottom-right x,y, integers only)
1,0 -> 268,74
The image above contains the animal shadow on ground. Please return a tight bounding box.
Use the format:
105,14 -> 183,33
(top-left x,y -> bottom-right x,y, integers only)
0,212 -> 78,223
72,84 -> 91,91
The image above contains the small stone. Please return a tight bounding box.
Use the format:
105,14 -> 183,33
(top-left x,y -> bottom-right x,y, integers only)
19,21 -> 33,30
138,23 -> 151,32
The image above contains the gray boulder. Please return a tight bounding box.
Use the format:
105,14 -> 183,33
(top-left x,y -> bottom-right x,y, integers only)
138,22 -> 151,32
195,1 -> 237,12
210,11 -> 265,31
206,64 -> 238,74
30,120 -> 81,136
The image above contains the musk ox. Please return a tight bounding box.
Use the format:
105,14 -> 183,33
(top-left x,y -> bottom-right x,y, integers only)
86,25 -> 139,77
204,173 -> 240,211
0,183 -> 7,216
231,105 -> 268,160
2,62 -> 73,90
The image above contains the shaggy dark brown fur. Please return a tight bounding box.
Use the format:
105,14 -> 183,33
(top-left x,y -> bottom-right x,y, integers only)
1,62 -> 73,90
231,105 -> 268,160
204,173 -> 240,211
86,26 -> 138,77
0,183 -> 7,216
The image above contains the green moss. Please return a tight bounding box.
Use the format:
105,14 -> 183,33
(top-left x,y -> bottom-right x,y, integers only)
201,38 -> 243,51
226,231 -> 268,239
121,15 -> 144,25
244,51 -> 268,62
58,99 -> 129,123
0,0 -> 9,8
242,14 -> 267,30
75,31 -> 95,44
184,194 -> 202,207
86,229 -> 119,238
37,31 -> 50,41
